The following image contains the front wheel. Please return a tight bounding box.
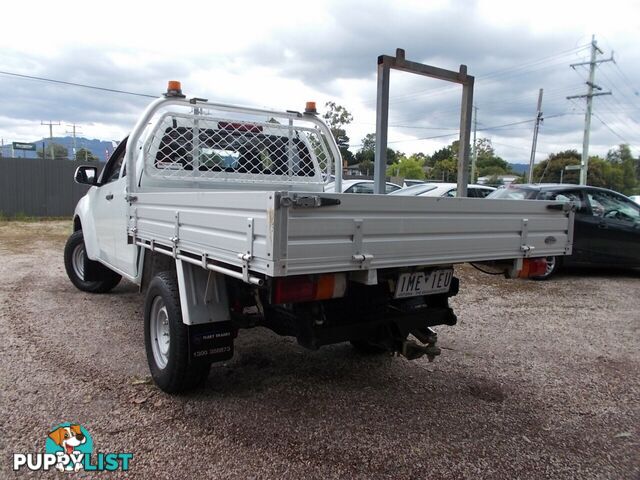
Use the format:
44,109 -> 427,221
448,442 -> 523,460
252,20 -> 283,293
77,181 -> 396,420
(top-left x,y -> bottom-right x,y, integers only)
144,272 -> 210,393
531,256 -> 561,281
64,230 -> 121,293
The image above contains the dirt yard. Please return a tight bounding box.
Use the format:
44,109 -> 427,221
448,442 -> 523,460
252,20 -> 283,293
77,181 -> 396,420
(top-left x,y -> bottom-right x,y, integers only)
1,220 -> 638,479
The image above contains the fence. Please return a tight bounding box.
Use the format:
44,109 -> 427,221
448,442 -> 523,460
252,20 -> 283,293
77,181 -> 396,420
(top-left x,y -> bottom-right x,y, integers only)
0,157 -> 99,217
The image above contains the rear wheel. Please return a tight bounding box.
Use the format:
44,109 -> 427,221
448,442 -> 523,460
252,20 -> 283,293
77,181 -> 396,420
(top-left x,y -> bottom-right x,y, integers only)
64,230 -> 121,293
144,272 -> 211,393
531,256 -> 561,280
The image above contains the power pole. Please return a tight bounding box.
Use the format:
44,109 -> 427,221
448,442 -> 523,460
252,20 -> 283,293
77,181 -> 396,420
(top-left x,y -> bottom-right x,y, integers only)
567,35 -> 613,185
66,123 -> 82,160
41,120 -> 61,160
528,88 -> 544,183
471,105 -> 478,183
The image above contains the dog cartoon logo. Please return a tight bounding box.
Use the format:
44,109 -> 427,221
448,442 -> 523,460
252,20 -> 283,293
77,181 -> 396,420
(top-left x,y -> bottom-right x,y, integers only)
13,422 -> 131,473
45,423 -> 92,472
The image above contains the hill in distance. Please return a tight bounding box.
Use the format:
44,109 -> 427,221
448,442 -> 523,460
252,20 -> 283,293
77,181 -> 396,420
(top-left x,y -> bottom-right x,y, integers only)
1,136 -> 118,161
508,163 -> 529,175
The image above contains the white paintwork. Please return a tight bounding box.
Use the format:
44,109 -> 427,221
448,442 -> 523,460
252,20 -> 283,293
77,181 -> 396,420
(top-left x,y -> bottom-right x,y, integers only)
391,182 -> 496,198
74,156 -> 139,280
128,190 -> 573,279
325,180 -> 402,193
73,96 -> 573,297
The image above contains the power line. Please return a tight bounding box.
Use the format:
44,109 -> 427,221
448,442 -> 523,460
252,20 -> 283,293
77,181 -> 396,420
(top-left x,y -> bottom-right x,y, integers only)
349,114 -> 570,148
569,97 -> 640,155
592,112 -> 633,145
360,44 -> 591,108
0,70 -> 156,99
353,113 -> 570,137
611,59 -> 640,98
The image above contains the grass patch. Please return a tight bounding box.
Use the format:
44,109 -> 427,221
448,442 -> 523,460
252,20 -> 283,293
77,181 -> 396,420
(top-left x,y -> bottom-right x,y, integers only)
0,213 -> 71,222
0,220 -> 72,254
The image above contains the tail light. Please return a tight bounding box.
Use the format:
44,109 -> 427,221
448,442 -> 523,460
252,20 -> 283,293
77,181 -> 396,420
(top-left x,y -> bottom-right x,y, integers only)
272,274 -> 347,304
518,258 -> 548,278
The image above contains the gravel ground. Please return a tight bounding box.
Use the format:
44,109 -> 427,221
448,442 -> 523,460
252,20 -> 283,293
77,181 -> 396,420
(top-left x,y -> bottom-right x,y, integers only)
0,220 -> 638,479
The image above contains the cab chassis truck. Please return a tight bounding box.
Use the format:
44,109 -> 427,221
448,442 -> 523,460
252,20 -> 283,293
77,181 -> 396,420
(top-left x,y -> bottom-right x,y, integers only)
65,81 -> 574,393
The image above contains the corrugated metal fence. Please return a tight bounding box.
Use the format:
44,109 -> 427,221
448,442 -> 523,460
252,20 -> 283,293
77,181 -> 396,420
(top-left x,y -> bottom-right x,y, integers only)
0,157 -> 95,217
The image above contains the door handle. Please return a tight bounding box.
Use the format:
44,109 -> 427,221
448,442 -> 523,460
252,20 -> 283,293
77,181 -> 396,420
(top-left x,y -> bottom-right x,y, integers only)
597,222 -> 607,229
105,194 -> 114,200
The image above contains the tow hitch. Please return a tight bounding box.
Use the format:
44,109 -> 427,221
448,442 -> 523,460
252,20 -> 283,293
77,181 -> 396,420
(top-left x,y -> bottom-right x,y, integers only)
400,328 -> 441,362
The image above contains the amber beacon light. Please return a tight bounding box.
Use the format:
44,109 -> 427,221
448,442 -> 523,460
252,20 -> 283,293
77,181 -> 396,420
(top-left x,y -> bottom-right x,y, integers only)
165,80 -> 185,97
304,101 -> 317,114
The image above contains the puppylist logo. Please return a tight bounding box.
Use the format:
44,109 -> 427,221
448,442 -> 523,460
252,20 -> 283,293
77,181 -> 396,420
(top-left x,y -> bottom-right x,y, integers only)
13,423 -> 132,473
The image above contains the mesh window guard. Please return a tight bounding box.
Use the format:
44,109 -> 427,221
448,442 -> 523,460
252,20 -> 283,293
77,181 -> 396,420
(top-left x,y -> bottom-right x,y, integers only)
143,112 -> 334,185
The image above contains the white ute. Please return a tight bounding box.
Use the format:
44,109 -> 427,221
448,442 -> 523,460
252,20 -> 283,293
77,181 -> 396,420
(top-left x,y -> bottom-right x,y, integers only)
65,82 -> 575,393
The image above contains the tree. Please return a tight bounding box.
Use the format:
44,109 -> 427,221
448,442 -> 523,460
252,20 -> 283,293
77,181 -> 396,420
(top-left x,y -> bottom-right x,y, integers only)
606,144 -> 633,164
355,147 -> 374,165
476,155 -> 510,177
74,148 -> 99,162
323,102 -> 354,166
407,152 -> 430,165
323,101 -> 353,130
430,145 -> 454,167
355,133 -> 375,169
607,144 -> 637,194
358,159 -> 373,175
474,138 -> 495,159
37,143 -> 68,160
386,156 -> 425,180
532,148 -> 638,193
431,158 -> 457,182
532,150 -> 581,184
354,132 -> 404,170
360,133 -> 376,152
472,138 -> 511,180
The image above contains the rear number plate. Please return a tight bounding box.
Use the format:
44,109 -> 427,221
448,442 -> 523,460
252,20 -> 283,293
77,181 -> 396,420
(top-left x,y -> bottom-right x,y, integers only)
394,269 -> 453,299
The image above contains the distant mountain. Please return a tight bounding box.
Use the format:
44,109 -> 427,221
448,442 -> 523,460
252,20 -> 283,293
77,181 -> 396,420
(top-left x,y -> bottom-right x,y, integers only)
0,136 -> 118,161
508,163 -> 529,175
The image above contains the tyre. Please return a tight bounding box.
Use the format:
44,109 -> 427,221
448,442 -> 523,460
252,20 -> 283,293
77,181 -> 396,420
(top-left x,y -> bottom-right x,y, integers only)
144,271 -> 211,393
531,256 -> 561,281
349,339 -> 389,355
64,230 -> 121,293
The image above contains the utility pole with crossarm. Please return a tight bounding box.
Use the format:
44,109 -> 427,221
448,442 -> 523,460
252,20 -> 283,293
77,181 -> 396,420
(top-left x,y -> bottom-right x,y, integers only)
567,35 -> 613,185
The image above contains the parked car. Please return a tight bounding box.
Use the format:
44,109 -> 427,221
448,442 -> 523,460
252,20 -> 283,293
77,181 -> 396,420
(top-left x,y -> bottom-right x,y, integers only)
390,182 -> 496,198
324,179 -> 402,194
403,179 -> 426,187
629,195 -> 640,206
487,184 -> 640,279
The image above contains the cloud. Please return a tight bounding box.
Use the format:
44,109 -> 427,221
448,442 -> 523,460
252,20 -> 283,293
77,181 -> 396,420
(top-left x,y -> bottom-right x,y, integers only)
0,0 -> 638,162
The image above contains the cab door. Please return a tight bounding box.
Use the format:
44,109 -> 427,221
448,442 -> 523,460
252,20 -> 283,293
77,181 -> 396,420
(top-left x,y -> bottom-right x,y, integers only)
92,139 -> 137,276
91,143 -> 126,266
585,189 -> 640,266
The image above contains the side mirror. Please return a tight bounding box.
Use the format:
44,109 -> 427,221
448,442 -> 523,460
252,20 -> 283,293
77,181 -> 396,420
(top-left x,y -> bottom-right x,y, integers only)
74,166 -> 98,186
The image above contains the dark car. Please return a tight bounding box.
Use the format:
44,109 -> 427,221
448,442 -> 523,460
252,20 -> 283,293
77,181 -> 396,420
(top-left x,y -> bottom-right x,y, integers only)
488,184 -> 640,279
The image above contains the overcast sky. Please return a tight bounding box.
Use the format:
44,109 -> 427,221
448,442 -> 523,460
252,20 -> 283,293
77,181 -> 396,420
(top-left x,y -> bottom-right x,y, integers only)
0,0 -> 638,164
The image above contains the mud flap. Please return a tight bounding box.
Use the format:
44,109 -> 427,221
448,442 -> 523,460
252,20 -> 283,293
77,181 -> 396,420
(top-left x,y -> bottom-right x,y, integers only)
188,321 -> 234,364
83,255 -> 108,281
